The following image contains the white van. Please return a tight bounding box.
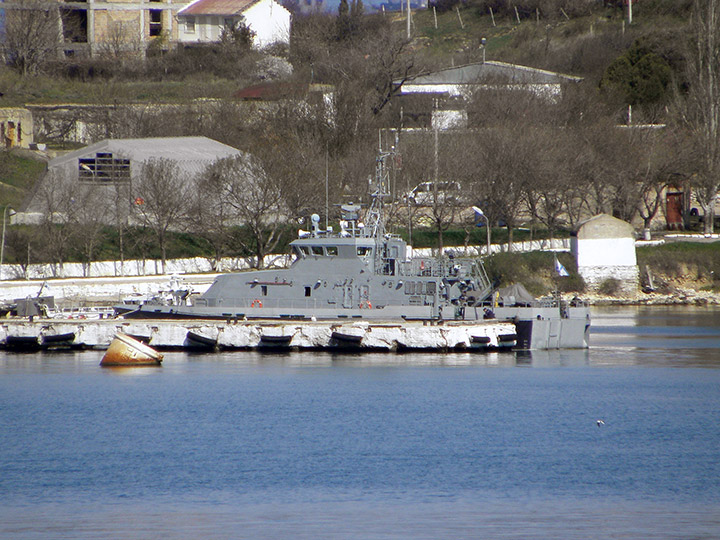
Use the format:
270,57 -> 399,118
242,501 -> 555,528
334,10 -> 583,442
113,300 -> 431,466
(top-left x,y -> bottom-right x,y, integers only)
402,181 -> 462,206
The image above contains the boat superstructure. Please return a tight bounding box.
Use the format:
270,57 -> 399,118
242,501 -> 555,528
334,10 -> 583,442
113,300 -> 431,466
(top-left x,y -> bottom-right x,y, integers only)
123,149 -> 494,322
120,148 -> 590,350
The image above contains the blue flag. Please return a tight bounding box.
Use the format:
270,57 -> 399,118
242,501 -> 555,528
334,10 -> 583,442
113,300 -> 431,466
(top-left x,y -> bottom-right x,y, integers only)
554,255 -> 569,277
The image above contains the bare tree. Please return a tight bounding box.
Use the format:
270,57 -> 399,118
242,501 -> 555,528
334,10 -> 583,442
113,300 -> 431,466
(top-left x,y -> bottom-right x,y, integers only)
33,170 -> 75,276
68,184 -> 111,277
470,128 -> 532,250
520,127 -> 568,239
396,132 -> 462,252
190,163 -> 238,270
97,20 -> 142,61
3,227 -> 38,279
1,0 -> 62,76
201,155 -> 286,269
679,0 -> 720,233
559,130 -> 595,230
134,159 -> 190,273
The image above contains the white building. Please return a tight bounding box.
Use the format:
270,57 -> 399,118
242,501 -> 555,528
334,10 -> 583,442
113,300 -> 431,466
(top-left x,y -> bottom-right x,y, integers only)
571,214 -> 639,294
176,0 -> 291,49
398,61 -> 583,101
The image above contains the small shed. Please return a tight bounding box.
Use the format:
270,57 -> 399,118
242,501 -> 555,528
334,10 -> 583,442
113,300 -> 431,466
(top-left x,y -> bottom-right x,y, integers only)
571,214 -> 639,294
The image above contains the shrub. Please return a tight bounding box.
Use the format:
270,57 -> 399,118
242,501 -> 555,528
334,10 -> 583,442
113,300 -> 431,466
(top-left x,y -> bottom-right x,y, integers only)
557,273 -> 586,293
598,278 -> 622,296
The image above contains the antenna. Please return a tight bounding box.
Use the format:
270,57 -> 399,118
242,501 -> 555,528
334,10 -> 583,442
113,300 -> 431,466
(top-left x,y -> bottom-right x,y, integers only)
325,143 -> 329,232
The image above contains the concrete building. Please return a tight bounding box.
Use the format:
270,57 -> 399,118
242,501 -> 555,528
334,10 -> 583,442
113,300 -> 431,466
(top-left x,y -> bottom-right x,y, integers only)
46,0 -> 190,57
571,214 -> 639,294
0,0 -> 290,56
177,0 -> 291,48
18,136 -> 243,225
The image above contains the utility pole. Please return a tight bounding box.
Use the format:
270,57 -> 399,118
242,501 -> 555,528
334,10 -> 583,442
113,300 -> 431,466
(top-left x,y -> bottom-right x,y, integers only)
407,0 -> 411,39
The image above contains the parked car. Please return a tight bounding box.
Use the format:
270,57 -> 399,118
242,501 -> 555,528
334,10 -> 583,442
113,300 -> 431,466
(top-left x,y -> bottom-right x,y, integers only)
402,181 -> 462,206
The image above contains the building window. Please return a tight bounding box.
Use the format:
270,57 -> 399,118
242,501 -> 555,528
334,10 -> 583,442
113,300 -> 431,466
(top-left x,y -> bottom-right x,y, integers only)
149,9 -> 162,36
78,153 -> 130,184
185,17 -> 195,33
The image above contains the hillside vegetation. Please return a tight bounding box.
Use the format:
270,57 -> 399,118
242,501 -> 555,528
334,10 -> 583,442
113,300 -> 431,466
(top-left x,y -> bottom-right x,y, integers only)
1,0 -> 717,295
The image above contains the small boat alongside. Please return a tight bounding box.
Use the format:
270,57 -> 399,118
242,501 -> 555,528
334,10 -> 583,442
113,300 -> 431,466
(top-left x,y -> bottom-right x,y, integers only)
40,332 -> 77,350
259,333 -> 293,348
185,330 -> 218,350
330,330 -> 364,347
497,333 -> 519,347
4,335 -> 42,351
100,332 -> 163,366
2,331 -> 77,351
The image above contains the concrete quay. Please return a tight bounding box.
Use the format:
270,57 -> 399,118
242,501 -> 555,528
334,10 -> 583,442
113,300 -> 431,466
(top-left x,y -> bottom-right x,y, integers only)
0,317 -> 518,352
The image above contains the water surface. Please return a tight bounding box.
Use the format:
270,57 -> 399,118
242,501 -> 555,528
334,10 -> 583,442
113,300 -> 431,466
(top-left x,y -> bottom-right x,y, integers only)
1,306 -> 719,539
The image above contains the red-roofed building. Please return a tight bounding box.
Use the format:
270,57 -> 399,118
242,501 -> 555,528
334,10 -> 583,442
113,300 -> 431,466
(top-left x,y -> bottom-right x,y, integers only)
177,0 -> 290,48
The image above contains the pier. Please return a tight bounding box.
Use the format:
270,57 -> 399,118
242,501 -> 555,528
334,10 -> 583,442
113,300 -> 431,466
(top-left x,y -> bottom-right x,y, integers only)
0,318 -> 519,352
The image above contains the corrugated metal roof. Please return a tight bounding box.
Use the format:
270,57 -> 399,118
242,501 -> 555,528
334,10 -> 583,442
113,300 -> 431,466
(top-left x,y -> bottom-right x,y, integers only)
402,61 -> 582,86
179,0 -> 261,16
50,136 -> 243,176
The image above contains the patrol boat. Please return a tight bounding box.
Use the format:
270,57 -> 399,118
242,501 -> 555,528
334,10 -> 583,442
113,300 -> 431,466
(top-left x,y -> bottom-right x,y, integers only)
121,150 -> 590,350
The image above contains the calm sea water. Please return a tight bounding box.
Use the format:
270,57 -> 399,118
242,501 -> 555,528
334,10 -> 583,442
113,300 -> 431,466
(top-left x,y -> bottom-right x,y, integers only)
1,306 -> 720,539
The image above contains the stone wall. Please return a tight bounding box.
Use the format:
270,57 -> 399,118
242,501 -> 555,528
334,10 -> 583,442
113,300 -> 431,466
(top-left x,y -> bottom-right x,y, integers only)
579,265 -> 639,294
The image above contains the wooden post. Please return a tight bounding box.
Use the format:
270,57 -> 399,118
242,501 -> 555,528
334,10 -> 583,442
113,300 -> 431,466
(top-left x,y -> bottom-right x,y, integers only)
489,7 -> 496,27
456,6 -> 464,29
433,6 -> 437,29
515,5 -> 520,23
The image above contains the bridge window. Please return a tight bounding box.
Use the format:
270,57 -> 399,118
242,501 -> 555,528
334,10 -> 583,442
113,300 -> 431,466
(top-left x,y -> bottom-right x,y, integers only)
326,246 -> 337,256
357,247 -> 372,257
311,246 -> 323,256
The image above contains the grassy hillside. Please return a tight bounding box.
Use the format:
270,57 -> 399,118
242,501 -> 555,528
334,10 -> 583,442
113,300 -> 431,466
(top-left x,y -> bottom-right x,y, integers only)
0,151 -> 46,210
397,1 -> 690,79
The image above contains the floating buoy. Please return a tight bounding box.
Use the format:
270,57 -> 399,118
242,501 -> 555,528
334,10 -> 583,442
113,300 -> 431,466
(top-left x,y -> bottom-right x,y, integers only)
100,333 -> 163,367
